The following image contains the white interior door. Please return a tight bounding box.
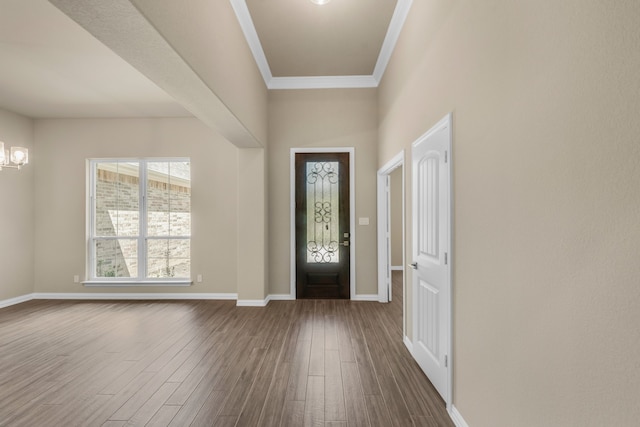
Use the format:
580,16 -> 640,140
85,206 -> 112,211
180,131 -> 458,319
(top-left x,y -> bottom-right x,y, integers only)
411,114 -> 451,402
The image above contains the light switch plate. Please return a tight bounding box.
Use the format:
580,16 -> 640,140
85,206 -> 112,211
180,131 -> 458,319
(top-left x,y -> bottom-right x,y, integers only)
359,217 -> 370,226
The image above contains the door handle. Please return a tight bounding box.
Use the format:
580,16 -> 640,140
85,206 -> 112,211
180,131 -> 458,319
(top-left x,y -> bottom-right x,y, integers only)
410,262 -> 418,270
339,241 -> 349,247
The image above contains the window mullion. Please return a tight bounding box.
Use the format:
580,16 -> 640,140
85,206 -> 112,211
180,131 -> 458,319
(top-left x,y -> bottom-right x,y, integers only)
140,160 -> 147,280
89,161 -> 96,280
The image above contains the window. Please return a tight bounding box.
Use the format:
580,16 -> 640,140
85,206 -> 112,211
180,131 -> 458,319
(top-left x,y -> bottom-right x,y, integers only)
88,159 -> 191,283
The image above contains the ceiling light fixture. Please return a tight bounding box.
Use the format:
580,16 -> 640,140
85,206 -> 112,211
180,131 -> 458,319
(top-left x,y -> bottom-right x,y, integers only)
0,141 -> 29,171
310,0 -> 331,5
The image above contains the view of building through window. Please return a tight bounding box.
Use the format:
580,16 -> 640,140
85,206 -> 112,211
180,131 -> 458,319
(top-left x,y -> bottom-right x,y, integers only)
91,159 -> 191,280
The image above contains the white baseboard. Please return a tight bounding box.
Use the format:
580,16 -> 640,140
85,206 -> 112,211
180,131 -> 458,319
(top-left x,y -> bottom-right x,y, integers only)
0,293 -> 33,309
391,265 -> 404,271
403,335 -> 414,354
449,405 -> 470,427
31,292 -> 238,300
351,294 -> 379,301
202,293 -> 238,300
237,293 -> 296,306
268,294 -> 295,301
236,299 -> 268,307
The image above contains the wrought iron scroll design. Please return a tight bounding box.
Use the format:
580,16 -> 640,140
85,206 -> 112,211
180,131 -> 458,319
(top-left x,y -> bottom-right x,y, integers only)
306,162 -> 339,263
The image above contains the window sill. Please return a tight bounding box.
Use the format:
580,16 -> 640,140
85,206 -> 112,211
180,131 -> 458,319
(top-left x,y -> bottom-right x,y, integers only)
82,280 -> 193,287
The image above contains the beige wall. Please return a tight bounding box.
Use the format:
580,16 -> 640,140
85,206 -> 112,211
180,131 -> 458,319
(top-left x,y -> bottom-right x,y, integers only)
379,1 -> 640,426
268,89 -> 378,296
0,109 -> 35,301
389,167 -> 403,267
237,148 -> 269,301
33,118 -> 239,295
131,0 -> 268,146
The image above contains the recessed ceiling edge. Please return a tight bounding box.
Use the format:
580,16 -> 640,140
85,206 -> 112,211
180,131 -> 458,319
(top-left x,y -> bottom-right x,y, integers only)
230,0 -> 413,90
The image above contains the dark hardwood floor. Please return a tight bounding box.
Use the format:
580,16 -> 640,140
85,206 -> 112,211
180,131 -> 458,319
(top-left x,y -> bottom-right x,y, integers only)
0,286 -> 452,426
389,270 -> 404,337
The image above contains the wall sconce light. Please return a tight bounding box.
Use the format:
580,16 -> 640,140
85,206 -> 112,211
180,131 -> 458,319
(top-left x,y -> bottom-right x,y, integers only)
0,141 -> 29,171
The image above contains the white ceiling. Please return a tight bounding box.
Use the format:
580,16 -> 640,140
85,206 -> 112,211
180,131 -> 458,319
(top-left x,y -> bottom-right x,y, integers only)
0,0 -> 190,119
0,0 -> 412,119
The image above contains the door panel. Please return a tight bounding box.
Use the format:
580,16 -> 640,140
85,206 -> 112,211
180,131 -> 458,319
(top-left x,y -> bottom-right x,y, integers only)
412,116 -> 451,401
296,152 -> 350,299
418,278 -> 440,361
418,155 -> 439,260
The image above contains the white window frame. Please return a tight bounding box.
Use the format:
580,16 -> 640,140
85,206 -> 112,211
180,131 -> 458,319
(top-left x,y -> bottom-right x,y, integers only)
84,158 -> 192,286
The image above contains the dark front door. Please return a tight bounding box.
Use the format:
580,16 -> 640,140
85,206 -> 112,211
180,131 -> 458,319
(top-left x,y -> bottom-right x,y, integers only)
295,152 -> 350,299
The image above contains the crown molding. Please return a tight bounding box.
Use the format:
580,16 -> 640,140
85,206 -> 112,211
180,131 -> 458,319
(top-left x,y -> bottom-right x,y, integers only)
229,0 -> 273,85
269,75 -> 378,90
373,0 -> 413,83
230,0 -> 413,90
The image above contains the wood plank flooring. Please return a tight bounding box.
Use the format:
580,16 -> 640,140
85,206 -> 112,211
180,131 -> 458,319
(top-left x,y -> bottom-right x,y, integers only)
0,285 -> 452,426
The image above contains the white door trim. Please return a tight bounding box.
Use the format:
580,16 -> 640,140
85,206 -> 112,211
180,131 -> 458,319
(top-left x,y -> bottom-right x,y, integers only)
377,150 -> 406,333
411,113 -> 453,409
290,147 -> 356,299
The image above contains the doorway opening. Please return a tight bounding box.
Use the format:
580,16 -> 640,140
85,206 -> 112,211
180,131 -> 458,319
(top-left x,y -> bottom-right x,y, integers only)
377,151 -> 405,334
388,167 -> 404,331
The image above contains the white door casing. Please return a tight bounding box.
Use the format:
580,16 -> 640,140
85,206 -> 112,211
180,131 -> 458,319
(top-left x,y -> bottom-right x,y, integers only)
411,114 -> 452,404
377,151 -> 405,306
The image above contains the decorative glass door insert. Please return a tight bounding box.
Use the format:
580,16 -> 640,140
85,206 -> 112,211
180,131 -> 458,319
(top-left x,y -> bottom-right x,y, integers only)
306,161 -> 340,263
